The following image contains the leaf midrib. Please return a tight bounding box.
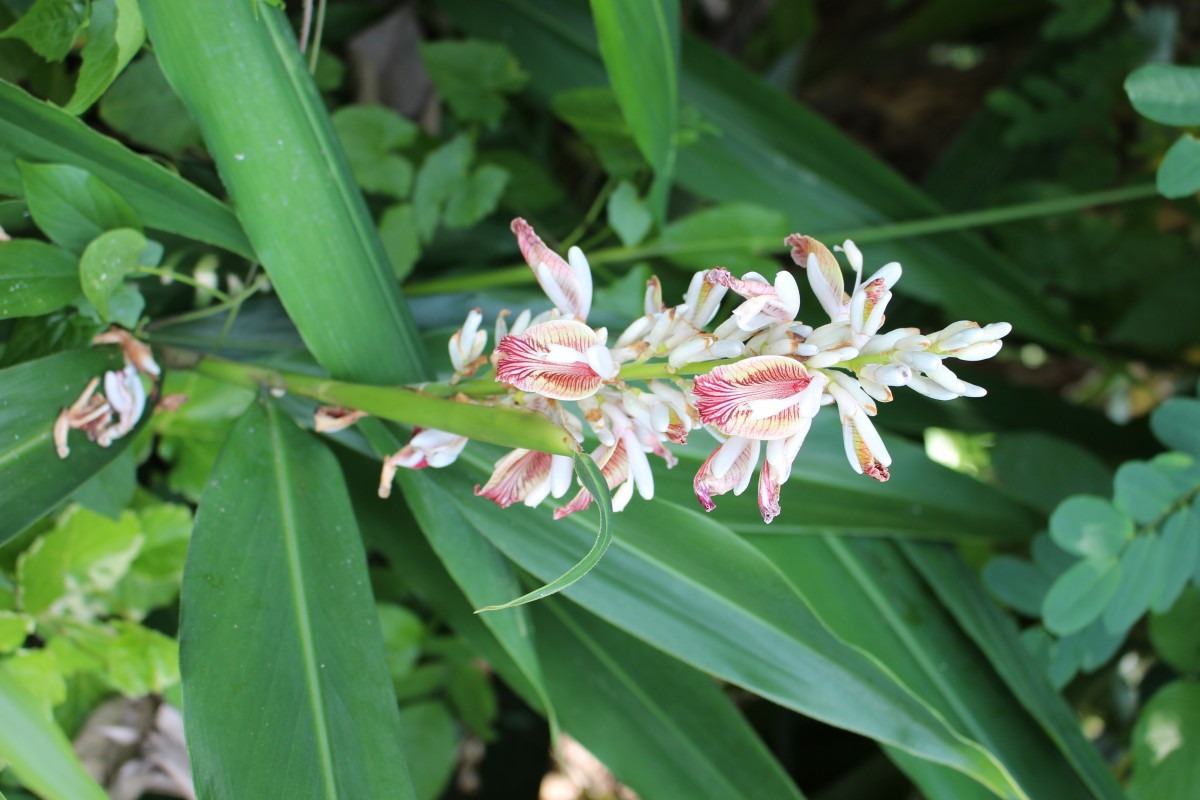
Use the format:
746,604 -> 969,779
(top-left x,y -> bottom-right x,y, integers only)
269,404 -> 338,799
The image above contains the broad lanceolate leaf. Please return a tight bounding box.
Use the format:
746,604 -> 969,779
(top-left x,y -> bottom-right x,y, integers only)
589,0 -> 679,222
1125,63 -> 1200,126
534,600 -> 805,800
18,161 -> 141,253
1157,134 -> 1200,199
0,348 -> 137,545
64,0 -> 145,115
0,239 -> 80,319
902,543 -> 1125,800
98,54 -> 203,155
0,670 -> 108,800
359,457 -> 804,800
182,399 -> 416,800
0,80 -> 250,256
437,449 -> 1021,798
751,535 -> 1098,799
141,0 -> 426,385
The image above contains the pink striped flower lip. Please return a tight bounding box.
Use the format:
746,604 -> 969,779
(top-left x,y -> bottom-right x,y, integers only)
692,355 -> 826,440
475,448 -> 573,508
512,218 -> 593,321
495,320 -> 616,401
706,268 -> 801,331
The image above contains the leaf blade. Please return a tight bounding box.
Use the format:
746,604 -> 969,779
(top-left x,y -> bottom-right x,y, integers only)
181,399 -> 416,800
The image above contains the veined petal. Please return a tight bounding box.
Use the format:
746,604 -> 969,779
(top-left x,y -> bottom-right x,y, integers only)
694,436 -> 760,513
693,356 -> 815,440
757,461 -> 783,524
495,320 -> 604,401
512,218 -> 588,319
475,449 -> 554,508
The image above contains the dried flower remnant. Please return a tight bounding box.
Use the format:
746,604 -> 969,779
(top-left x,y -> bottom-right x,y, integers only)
55,328 -> 162,459
358,218 -> 1010,524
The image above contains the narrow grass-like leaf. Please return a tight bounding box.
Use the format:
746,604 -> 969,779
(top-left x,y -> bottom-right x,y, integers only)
534,599 -> 806,799
0,348 -> 137,545
140,0 -> 426,385
588,0 -> 679,221
900,542 -> 1125,800
0,670 -> 107,800
356,456 -> 803,799
430,450 -> 1022,797
182,398 -> 415,800
0,80 -> 250,257
477,449 -> 612,611
750,534 -> 1097,799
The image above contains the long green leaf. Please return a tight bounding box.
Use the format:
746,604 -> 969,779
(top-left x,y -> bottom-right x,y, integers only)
0,670 -> 108,800
438,0 -> 1084,353
0,80 -> 250,257
182,398 -> 415,800
0,347 -> 136,545
588,0 -> 679,221
477,450 -> 613,611
140,0 -> 426,386
749,534 -> 1097,799
429,450 -> 1022,798
351,450 -> 805,800
899,542 -> 1125,800
534,599 -> 806,800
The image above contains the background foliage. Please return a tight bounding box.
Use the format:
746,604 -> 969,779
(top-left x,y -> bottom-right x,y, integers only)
0,0 -> 1198,798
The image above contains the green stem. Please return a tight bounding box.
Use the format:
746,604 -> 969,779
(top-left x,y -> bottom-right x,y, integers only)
137,266 -> 231,303
165,349 -> 576,456
145,276 -> 268,331
560,177 -> 617,250
404,183 -> 1157,295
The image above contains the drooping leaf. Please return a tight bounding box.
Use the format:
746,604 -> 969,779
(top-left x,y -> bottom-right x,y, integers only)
0,238 -> 80,319
588,0 -> 680,220
78,227 -> 148,322
1125,64 -> 1200,126
0,347 -> 139,545
420,40 -> 528,128
181,398 -> 416,800
63,0 -> 145,115
477,449 -> 613,611
0,668 -> 108,800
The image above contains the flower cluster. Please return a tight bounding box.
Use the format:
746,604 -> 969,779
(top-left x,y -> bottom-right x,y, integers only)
55,328 -> 162,458
380,219 -> 1010,523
